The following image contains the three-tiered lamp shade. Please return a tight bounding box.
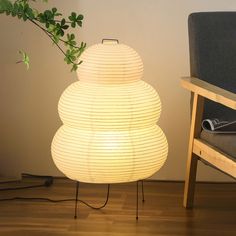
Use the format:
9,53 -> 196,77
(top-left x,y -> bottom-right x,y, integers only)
51,40 -> 168,184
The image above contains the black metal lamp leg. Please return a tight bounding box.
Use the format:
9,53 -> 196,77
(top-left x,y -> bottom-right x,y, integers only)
136,181 -> 139,220
141,180 -> 145,202
74,181 -> 79,219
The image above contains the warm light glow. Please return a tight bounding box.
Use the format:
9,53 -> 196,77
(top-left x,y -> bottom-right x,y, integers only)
51,40 -> 168,183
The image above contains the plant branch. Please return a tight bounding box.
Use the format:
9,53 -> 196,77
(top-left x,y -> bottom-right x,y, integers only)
28,16 -> 82,49
29,18 -> 65,55
28,18 -> 81,66
0,0 -> 85,71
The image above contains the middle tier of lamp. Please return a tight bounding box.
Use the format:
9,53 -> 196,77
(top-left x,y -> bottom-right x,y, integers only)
58,80 -> 161,130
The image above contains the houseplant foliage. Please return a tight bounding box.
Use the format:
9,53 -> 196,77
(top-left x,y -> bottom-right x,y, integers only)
0,0 -> 86,71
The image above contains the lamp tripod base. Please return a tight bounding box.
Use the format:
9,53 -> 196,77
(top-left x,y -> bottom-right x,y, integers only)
73,180 -> 145,220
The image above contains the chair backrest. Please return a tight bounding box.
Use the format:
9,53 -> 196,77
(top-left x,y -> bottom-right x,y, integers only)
189,12 -> 236,120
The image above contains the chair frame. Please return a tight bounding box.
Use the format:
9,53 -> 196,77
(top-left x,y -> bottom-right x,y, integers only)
181,77 -> 236,208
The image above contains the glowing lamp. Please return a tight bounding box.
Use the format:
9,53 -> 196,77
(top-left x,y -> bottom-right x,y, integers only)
51,40 -> 168,184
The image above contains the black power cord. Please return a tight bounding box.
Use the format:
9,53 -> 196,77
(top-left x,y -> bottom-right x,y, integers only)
0,173 -> 110,210
0,184 -> 110,210
22,173 -> 54,187
0,173 -> 53,191
0,180 -> 20,184
0,184 -> 46,191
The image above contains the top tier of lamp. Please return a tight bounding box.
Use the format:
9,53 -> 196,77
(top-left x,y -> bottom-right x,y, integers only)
77,39 -> 143,84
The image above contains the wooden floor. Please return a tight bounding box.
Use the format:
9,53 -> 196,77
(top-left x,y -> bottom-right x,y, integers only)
0,178 -> 235,236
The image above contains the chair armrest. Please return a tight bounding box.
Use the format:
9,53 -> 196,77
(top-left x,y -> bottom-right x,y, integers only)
181,77 -> 236,110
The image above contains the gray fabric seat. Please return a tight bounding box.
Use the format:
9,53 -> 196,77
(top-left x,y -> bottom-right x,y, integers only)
189,12 -> 236,161
200,130 -> 236,160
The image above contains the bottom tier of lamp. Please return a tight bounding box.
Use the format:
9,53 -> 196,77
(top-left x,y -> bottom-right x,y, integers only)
51,125 -> 168,183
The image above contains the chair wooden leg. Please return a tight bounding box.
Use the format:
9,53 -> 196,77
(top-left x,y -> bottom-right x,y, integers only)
183,93 -> 204,208
183,153 -> 198,208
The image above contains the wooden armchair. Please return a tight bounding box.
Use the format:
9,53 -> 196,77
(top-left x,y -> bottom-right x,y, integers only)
182,12 -> 236,208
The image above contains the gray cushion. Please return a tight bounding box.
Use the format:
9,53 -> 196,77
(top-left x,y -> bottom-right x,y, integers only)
200,130 -> 236,161
189,12 -> 236,120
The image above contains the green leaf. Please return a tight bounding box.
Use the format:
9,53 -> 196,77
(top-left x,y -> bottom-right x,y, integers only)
71,21 -> 76,28
80,42 -> 86,49
32,8 -> 39,18
13,2 -> 18,12
23,14 -> 27,21
61,18 -> 65,25
77,20 -> 82,27
52,34 -> 60,44
18,50 -> 30,70
64,56 -> 71,65
26,7 -> 34,19
43,11 -> 53,25
52,7 -> 57,13
38,13 -> 45,23
77,14 -> 83,21
11,10 -> 16,17
71,64 -> 78,72
71,12 -> 76,19
62,24 -> 69,30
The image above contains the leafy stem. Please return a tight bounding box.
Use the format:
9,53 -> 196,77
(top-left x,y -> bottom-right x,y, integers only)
0,0 -> 86,71
29,18 -> 67,58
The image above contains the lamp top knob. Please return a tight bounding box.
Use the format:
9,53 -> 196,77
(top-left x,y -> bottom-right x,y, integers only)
102,38 -> 119,45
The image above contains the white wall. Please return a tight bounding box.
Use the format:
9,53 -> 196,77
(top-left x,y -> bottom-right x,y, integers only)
1,0 -> 235,181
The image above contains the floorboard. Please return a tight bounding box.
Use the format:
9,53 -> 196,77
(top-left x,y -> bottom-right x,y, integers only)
0,178 -> 235,235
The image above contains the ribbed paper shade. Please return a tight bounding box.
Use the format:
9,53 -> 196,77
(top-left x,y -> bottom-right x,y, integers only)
51,40 -> 168,184
77,43 -> 143,84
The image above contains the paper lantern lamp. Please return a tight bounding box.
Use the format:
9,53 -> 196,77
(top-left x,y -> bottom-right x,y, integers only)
51,39 -> 168,184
